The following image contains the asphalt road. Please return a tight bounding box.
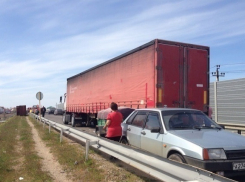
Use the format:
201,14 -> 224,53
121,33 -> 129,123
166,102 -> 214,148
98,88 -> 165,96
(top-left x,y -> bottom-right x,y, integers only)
43,113 -> 98,136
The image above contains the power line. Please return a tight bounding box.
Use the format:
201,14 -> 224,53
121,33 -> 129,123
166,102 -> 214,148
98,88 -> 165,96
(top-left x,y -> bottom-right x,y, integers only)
211,63 -> 245,68
222,63 -> 245,66
222,70 -> 245,73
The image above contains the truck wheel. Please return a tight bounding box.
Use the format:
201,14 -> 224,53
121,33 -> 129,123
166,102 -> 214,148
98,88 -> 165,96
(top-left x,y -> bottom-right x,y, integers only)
90,118 -> 97,128
62,113 -> 68,124
71,114 -> 76,127
120,137 -> 129,145
168,153 -> 186,163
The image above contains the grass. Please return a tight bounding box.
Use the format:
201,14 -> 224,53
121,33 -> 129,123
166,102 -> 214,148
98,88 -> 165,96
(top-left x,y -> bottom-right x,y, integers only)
0,116 -> 154,182
0,116 -> 52,182
29,116 -> 104,182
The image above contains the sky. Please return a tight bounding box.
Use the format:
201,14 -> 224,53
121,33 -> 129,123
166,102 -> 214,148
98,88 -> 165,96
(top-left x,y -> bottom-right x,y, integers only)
1,0 -> 245,108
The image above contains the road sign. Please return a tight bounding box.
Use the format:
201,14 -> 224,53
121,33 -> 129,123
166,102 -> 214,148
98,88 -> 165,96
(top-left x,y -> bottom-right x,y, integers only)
36,92 -> 43,100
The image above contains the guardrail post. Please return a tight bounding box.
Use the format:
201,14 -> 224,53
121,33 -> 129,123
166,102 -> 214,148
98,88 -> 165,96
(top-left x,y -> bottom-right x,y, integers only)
43,118 -> 45,128
49,122 -> 51,133
85,139 -> 90,161
60,129 -> 63,143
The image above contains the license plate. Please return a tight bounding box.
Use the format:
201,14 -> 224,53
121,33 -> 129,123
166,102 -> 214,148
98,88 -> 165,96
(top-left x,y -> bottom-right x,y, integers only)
233,162 -> 245,170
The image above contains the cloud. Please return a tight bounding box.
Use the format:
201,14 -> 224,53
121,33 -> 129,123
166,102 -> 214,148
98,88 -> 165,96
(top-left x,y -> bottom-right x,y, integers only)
1,0 -> 245,107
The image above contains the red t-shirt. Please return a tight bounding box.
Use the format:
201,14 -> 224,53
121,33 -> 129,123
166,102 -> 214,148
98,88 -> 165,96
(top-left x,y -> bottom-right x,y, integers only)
106,111 -> 123,137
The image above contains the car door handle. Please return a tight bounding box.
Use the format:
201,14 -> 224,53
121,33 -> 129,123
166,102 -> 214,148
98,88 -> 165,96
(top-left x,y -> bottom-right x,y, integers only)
141,131 -> 146,135
127,128 -> 131,131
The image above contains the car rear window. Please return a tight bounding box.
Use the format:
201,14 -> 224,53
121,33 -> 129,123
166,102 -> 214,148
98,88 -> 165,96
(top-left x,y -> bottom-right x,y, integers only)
131,112 -> 147,128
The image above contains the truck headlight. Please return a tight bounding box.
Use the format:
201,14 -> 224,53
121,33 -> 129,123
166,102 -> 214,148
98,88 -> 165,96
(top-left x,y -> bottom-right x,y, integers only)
203,149 -> 227,160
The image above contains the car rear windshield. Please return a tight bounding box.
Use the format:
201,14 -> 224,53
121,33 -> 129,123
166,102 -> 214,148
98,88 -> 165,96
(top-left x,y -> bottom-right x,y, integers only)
161,110 -> 220,130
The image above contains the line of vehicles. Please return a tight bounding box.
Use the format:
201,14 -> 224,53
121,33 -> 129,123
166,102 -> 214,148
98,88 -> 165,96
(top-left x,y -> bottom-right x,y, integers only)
47,108 -> 64,115
0,106 -> 12,114
29,105 -> 64,115
43,39 -> 245,178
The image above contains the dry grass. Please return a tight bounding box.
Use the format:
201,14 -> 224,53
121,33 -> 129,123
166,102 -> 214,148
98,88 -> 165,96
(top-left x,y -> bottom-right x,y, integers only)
29,116 -> 155,182
0,116 -> 155,182
0,116 -> 52,182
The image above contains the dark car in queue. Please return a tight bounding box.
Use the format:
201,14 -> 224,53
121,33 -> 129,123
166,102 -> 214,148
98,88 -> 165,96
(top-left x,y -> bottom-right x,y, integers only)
121,108 -> 245,178
48,108 -> 55,114
5,109 -> 11,114
54,109 -> 63,115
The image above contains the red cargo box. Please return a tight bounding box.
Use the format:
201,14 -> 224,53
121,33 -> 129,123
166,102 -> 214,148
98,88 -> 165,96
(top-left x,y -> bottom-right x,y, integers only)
66,39 -> 209,114
16,105 -> 26,116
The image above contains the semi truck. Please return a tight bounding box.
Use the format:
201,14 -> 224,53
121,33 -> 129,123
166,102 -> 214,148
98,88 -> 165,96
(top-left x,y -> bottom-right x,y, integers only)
62,39 -> 210,127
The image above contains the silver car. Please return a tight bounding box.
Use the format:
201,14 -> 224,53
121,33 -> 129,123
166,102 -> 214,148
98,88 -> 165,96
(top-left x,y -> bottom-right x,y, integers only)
121,108 -> 245,178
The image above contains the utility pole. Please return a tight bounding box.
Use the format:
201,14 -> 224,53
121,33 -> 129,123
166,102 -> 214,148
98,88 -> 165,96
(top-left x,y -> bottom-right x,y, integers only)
211,65 -> 225,123
212,65 -> 225,81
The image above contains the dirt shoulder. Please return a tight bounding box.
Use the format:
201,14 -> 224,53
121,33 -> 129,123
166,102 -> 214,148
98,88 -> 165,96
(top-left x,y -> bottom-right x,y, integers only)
26,117 -> 72,182
27,116 -> 157,182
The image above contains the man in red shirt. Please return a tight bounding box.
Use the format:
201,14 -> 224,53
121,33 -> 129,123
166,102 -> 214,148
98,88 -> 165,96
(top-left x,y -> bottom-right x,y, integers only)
103,102 -> 123,142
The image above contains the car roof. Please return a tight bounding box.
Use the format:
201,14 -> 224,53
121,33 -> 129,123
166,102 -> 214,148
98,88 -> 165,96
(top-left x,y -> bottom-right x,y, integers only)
134,108 -> 200,112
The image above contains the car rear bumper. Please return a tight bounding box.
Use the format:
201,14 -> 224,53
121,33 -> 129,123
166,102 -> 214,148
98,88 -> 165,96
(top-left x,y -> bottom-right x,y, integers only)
184,156 -> 245,177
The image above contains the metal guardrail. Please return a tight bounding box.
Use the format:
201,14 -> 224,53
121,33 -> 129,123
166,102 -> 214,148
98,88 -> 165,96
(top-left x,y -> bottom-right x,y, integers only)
29,113 -> 235,182
218,123 -> 245,135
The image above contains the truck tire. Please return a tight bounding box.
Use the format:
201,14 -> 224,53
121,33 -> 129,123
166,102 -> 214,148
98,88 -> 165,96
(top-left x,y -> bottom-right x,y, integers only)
71,114 -> 76,127
62,113 -> 68,124
168,153 -> 186,163
90,118 -> 97,128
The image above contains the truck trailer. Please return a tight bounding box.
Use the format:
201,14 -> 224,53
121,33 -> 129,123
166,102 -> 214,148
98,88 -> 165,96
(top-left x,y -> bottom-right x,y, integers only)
63,39 -> 210,127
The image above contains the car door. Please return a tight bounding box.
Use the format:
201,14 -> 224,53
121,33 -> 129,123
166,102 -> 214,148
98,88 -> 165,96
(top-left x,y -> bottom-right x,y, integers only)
141,111 -> 163,156
126,111 -> 147,148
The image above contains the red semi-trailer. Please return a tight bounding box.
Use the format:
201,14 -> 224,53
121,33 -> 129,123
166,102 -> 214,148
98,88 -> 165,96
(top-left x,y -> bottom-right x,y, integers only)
63,39 -> 210,127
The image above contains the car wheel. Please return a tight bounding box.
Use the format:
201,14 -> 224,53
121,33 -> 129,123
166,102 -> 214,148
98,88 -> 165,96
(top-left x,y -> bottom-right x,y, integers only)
71,114 -> 76,127
63,113 -> 68,124
168,153 -> 186,163
120,137 -> 129,145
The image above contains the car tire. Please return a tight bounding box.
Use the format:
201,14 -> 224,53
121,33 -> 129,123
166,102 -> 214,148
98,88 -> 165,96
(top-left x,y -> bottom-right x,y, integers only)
168,153 -> 186,163
71,113 -> 76,127
63,113 -> 68,124
120,137 -> 129,145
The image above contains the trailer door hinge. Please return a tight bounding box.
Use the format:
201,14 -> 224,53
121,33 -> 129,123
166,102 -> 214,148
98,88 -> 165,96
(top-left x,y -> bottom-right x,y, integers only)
156,84 -> 163,88
156,66 -> 162,70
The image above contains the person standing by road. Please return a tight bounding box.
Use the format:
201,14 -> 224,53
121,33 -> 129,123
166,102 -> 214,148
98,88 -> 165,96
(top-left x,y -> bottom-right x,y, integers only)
103,102 -> 123,142
41,106 -> 46,117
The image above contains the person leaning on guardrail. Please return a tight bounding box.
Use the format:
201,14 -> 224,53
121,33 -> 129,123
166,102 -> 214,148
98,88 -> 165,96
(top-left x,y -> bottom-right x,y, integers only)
103,102 -> 123,142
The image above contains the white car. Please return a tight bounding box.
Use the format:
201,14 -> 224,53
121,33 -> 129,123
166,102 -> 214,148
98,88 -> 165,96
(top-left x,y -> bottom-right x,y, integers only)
121,108 -> 245,178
